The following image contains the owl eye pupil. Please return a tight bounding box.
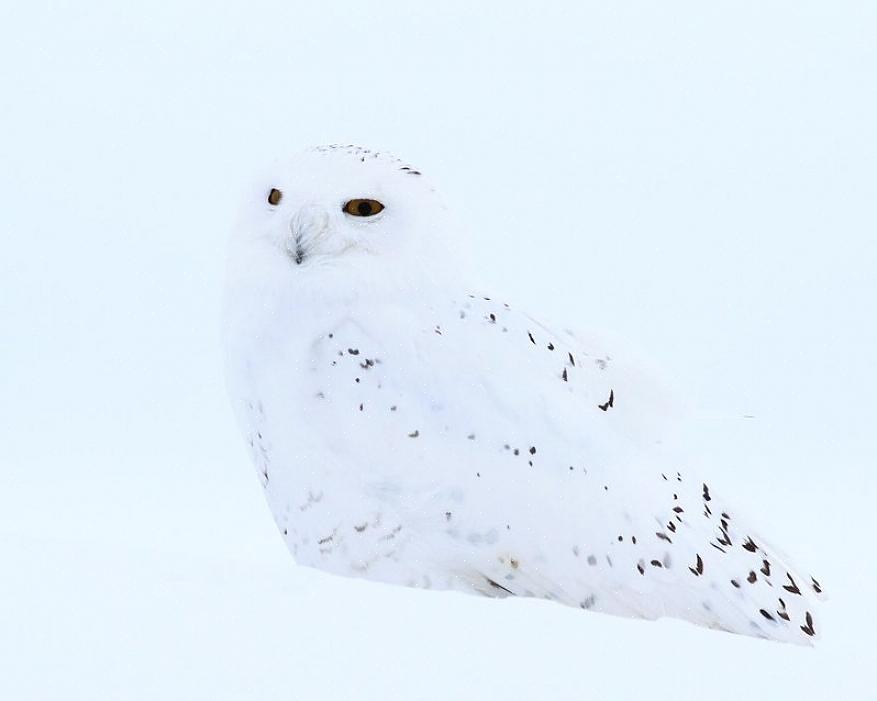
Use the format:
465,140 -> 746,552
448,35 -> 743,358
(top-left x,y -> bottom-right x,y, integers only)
357,201 -> 372,216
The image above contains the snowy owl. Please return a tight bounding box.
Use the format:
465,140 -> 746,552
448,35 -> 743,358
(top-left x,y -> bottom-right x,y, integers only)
222,144 -> 824,644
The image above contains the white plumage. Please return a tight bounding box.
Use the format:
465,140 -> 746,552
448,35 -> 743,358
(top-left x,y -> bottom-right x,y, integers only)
222,144 -> 824,644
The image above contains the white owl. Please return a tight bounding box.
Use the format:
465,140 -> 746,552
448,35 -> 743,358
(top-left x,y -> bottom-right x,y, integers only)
222,145 -> 824,644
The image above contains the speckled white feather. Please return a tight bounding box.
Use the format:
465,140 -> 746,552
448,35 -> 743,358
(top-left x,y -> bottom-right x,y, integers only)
222,145 -> 825,645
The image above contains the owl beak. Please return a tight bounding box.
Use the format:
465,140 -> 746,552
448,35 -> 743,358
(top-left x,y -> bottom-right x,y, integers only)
287,206 -> 330,265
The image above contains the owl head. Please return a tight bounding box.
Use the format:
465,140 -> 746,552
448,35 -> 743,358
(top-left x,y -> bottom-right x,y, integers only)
228,145 -> 470,300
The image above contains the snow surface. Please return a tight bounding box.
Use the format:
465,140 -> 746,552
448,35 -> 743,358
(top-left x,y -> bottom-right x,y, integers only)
1,1 -> 875,699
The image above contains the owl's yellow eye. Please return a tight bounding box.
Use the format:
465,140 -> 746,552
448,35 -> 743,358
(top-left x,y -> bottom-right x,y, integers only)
343,199 -> 385,217
268,188 -> 283,206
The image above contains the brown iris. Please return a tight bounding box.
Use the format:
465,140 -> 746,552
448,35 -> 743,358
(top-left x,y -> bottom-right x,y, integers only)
267,188 -> 282,205
343,199 -> 384,217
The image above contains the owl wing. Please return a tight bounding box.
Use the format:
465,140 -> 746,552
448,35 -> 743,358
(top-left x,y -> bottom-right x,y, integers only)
310,292 -> 825,644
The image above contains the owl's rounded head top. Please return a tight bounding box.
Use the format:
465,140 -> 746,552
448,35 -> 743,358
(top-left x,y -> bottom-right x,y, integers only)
229,145 -> 471,295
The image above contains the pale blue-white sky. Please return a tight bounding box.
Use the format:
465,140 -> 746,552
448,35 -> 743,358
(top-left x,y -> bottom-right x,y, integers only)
1,2 -> 874,699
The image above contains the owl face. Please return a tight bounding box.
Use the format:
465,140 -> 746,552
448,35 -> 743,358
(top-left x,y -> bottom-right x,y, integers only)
236,146 -> 448,274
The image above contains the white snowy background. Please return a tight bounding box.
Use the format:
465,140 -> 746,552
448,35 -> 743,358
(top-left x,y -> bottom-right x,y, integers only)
1,2 -> 875,699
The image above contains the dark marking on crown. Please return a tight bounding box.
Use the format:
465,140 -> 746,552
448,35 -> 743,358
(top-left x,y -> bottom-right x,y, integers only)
314,144 -> 422,175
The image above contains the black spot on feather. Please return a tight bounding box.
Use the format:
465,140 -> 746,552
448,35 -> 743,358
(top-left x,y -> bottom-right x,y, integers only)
777,598 -> 790,621
800,612 -> 815,636
598,389 -> 615,411
486,577 -> 513,595
783,574 -> 801,595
